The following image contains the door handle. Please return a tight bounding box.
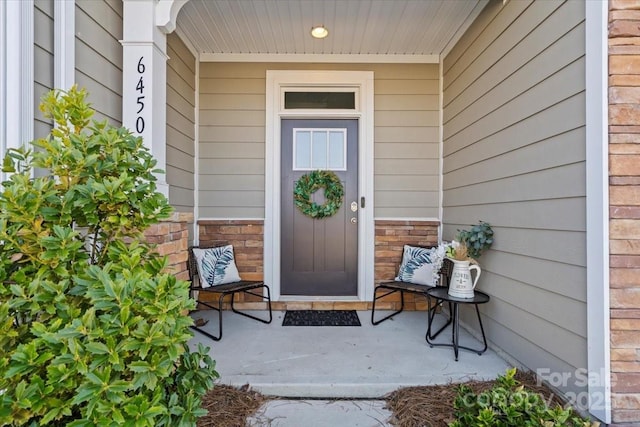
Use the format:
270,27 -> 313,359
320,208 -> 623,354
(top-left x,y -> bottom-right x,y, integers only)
350,217 -> 357,224
350,201 -> 358,212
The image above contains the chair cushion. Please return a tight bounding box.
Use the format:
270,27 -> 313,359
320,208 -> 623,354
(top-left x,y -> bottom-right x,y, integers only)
192,245 -> 242,288
395,245 -> 446,286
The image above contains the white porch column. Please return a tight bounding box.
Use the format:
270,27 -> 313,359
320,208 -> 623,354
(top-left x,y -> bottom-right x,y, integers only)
585,0 -> 611,423
121,0 -> 171,196
54,0 -> 75,91
0,0 -> 34,181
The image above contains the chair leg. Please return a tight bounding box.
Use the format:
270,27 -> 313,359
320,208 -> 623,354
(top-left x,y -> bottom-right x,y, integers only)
190,293 -> 226,341
190,285 -> 272,341
230,285 -> 273,325
371,288 -> 405,325
426,297 -> 453,343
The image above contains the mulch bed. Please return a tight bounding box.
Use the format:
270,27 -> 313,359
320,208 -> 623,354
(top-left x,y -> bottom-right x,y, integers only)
384,370 -> 563,427
197,371 -> 562,427
197,384 -> 270,427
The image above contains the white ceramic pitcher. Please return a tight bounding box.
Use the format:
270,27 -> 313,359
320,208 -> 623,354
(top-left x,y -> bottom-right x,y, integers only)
448,259 -> 481,299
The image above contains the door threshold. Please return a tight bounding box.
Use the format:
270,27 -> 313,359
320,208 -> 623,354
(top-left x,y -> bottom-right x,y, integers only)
279,295 -> 361,301
271,301 -> 371,311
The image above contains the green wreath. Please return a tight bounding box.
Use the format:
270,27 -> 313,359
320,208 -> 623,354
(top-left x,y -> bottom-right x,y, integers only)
294,170 -> 344,219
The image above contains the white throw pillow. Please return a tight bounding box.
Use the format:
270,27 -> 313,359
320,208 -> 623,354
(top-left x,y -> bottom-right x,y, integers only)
192,245 -> 242,288
395,245 -> 445,286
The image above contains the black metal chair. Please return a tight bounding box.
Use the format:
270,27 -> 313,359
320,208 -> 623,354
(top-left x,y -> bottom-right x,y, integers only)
188,245 -> 272,341
371,253 -> 453,341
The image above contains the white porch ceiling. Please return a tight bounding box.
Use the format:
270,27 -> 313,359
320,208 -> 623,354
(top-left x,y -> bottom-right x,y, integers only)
175,0 -> 489,62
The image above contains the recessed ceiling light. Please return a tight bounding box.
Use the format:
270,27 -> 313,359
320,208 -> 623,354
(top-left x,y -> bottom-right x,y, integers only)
310,26 -> 329,39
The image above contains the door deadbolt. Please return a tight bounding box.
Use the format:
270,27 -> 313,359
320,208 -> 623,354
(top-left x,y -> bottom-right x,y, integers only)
350,201 -> 358,212
350,217 -> 357,224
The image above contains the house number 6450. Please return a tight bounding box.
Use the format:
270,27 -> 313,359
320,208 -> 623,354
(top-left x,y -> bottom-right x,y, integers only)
135,56 -> 145,134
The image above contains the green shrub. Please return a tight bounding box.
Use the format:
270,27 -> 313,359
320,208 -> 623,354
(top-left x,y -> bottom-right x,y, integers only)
0,86 -> 219,426
450,368 -> 599,427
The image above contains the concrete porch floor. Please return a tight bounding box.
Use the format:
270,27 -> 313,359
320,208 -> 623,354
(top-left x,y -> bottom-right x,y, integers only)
187,309 -> 512,399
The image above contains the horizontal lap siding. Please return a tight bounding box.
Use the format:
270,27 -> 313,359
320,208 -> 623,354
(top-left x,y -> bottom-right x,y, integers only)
75,0 -> 122,125
198,62 -> 440,219
34,0 -> 54,140
443,0 -> 587,399
199,63 -> 265,218
166,33 -> 196,213
375,65 -> 440,218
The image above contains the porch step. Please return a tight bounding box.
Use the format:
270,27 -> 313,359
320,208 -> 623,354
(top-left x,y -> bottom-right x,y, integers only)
247,399 -> 392,427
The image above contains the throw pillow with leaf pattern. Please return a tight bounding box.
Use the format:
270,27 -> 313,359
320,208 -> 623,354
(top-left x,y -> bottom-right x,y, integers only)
193,245 -> 242,288
396,244 -> 445,286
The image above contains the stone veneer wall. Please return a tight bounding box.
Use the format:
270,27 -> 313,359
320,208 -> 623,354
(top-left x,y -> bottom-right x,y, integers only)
609,1 -> 640,424
198,220 -> 264,281
144,212 -> 192,281
197,220 -> 266,308
195,219 -> 439,311
374,220 -> 439,311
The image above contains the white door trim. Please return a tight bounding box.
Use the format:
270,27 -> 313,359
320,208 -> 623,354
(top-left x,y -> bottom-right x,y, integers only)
265,70 -> 375,302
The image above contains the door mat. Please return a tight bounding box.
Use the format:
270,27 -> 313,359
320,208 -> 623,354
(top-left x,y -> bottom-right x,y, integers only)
282,310 -> 361,327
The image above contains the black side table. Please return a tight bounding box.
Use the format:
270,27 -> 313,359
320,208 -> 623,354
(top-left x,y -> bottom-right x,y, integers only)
426,286 -> 490,361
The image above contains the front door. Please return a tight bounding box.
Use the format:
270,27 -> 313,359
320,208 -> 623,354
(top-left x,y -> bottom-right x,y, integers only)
281,119 -> 358,296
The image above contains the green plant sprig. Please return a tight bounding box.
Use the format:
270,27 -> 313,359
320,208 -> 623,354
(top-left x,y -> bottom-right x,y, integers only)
456,221 -> 494,260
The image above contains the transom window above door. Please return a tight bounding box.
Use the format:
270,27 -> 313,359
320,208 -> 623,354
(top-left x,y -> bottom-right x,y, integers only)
293,128 -> 347,171
284,92 -> 356,110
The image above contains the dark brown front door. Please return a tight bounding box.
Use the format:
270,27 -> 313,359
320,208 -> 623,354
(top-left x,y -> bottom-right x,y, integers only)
281,119 -> 358,296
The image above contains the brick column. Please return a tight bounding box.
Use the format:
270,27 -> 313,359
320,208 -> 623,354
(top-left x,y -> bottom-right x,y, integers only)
609,1 -> 640,424
144,212 -> 192,280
